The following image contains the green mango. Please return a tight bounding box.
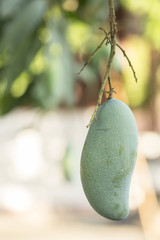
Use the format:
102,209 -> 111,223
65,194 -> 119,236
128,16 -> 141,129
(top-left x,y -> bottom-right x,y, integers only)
80,99 -> 138,220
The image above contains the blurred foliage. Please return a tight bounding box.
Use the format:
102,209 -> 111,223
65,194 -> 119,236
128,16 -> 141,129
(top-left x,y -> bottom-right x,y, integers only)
61,144 -> 75,182
121,37 -> 150,108
0,0 -> 160,114
120,0 -> 160,49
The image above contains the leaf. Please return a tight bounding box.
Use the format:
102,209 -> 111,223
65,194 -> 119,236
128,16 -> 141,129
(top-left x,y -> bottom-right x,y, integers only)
0,34 -> 41,92
31,15 -> 76,108
0,0 -> 25,19
0,0 -> 48,53
0,93 -> 19,115
0,0 -> 48,91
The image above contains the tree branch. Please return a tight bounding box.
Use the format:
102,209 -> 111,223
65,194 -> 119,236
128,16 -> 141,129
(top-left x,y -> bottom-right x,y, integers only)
87,0 -> 117,127
116,43 -> 138,82
77,36 -> 107,75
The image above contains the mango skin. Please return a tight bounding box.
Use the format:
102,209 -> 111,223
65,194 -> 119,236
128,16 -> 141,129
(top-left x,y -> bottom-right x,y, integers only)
80,99 -> 138,220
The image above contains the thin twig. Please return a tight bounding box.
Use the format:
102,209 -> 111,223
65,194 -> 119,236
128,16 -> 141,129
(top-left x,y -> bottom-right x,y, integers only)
107,76 -> 113,99
87,0 -> 117,127
86,46 -> 115,127
77,36 -> 107,75
99,27 -> 109,36
103,89 -> 116,94
116,43 -> 138,82
81,0 -> 137,127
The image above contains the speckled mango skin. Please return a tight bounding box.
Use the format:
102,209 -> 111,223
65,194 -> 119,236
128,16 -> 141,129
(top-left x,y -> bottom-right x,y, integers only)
80,99 -> 138,220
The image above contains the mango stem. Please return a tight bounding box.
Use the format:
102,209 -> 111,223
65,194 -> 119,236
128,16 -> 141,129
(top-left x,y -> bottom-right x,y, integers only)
87,0 -> 117,127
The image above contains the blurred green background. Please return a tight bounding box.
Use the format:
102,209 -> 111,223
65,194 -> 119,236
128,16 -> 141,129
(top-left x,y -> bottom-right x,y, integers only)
0,0 -> 160,120
1,1 -> 160,240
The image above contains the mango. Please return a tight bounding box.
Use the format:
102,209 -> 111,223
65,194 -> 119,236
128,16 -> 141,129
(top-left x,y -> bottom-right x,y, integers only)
80,99 -> 138,220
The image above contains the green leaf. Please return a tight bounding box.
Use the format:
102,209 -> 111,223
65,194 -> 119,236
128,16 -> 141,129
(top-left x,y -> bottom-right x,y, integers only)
0,0 -> 48,92
0,34 -> 41,91
0,0 -> 25,19
31,15 -> 75,108
0,0 -> 47,53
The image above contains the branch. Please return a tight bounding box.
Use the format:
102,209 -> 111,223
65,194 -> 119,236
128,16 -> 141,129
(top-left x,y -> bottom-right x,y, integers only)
87,0 -> 117,127
81,0 -> 137,127
77,36 -> 107,75
116,43 -> 138,82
